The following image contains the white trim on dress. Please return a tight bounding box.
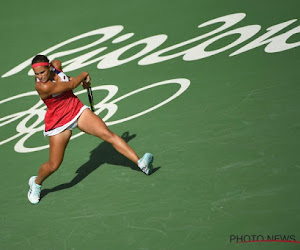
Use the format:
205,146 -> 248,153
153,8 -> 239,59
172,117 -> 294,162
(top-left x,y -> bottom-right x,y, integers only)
44,105 -> 89,137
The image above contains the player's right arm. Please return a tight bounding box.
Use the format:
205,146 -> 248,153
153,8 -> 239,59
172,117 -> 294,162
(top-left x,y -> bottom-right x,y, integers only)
35,72 -> 89,99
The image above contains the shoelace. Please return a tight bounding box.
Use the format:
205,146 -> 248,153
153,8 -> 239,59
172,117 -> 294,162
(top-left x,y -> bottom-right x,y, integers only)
30,185 -> 41,197
139,160 -> 149,174
141,166 -> 149,174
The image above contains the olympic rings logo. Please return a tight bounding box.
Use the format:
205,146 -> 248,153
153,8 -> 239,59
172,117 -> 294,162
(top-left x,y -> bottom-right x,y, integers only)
0,78 -> 190,153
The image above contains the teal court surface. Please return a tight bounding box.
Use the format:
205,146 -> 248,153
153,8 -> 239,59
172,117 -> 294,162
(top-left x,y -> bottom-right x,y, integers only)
0,0 -> 300,249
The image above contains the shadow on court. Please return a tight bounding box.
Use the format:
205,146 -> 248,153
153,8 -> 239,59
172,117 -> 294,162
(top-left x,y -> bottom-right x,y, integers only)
40,131 -> 159,200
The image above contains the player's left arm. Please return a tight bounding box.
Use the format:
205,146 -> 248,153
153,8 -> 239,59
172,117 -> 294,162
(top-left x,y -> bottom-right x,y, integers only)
50,59 -> 90,88
50,59 -> 63,71
51,59 -> 72,81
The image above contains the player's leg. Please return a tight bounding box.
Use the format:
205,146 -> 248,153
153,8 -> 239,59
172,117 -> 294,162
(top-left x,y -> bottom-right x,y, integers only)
35,129 -> 72,185
77,109 -> 139,164
28,129 -> 72,204
77,109 -> 153,175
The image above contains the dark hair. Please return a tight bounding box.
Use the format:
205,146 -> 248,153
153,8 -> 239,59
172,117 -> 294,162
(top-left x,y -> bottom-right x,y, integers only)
31,55 -> 49,65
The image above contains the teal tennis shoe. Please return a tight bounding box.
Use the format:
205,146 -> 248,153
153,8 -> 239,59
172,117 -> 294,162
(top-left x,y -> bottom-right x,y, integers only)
28,176 -> 41,205
138,153 -> 154,175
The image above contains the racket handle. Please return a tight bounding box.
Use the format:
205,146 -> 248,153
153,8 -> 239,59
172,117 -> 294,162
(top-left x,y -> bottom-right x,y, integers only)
87,87 -> 95,112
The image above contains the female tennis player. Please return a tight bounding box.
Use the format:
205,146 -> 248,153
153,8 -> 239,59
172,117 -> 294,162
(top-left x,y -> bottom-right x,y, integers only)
28,55 -> 153,204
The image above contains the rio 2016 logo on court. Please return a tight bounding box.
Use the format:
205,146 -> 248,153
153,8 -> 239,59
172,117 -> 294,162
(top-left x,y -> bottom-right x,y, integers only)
0,13 -> 299,153
2,13 -> 300,78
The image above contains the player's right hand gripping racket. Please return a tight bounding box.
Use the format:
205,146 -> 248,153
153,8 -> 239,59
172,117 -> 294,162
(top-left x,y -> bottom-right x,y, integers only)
87,86 -> 95,112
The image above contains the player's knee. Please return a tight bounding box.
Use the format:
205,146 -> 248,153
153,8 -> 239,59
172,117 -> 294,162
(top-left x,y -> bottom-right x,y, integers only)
99,129 -> 115,143
48,161 -> 61,173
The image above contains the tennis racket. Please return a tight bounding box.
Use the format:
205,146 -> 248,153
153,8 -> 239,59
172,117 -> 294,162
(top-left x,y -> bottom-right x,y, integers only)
87,86 -> 95,112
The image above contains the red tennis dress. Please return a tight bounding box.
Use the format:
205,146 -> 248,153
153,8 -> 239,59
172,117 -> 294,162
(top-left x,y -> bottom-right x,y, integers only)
40,67 -> 88,136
